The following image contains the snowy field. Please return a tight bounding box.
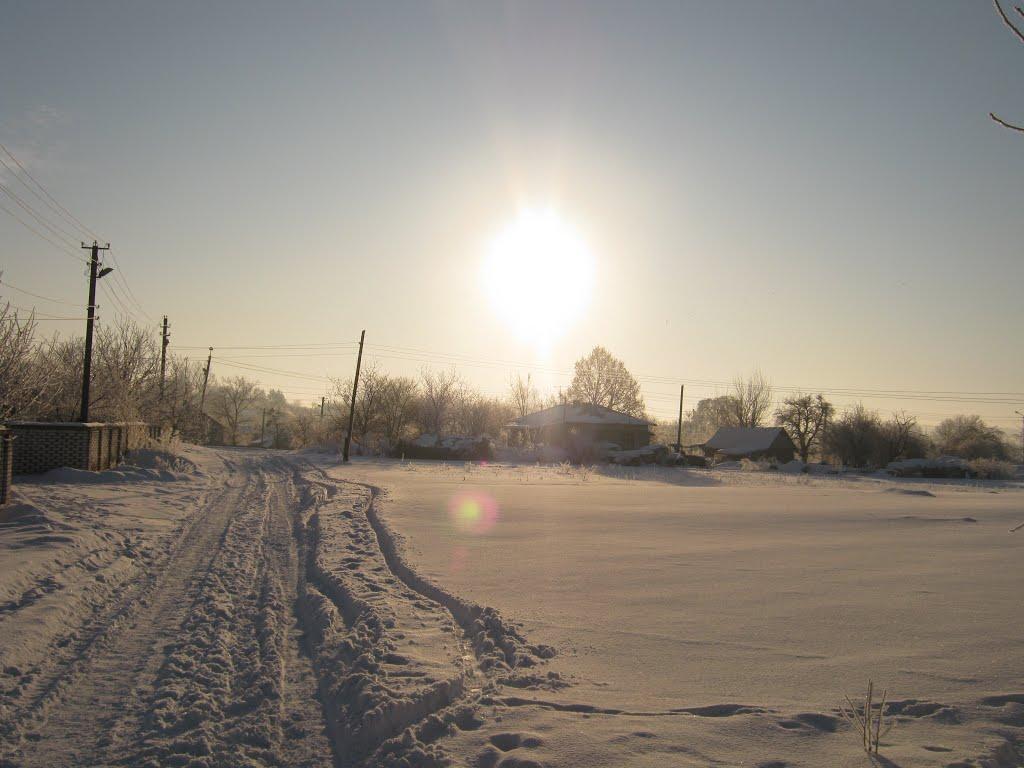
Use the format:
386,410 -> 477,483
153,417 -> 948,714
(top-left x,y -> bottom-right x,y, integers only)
0,447 -> 1021,768
330,458 -> 1024,768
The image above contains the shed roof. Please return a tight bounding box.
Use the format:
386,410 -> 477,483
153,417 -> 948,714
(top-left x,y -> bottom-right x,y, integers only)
704,426 -> 791,456
509,403 -> 651,429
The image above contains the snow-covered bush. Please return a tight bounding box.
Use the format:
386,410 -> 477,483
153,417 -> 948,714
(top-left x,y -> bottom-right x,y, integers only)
967,458 -> 1016,480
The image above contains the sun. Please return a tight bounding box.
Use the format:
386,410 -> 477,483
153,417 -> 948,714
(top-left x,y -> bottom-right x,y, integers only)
481,208 -> 594,352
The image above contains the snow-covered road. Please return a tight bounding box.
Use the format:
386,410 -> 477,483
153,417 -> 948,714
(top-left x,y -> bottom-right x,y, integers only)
0,450 -> 552,767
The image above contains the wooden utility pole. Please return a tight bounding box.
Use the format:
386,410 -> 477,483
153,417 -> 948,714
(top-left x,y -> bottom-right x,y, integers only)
199,347 -> 213,413
159,316 -> 170,402
1016,410 -> 1024,465
343,330 -> 365,463
79,240 -> 111,422
260,408 -> 268,446
320,396 -> 326,420
676,384 -> 684,451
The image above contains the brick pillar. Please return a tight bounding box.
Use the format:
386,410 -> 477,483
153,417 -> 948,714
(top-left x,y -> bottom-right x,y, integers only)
0,430 -> 13,505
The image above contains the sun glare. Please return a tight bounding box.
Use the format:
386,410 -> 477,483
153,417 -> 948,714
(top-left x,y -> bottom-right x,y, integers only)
481,208 -> 594,352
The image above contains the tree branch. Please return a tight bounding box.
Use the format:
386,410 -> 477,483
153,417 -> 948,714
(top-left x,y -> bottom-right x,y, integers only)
990,111 -> 1024,132
994,0 -> 1024,44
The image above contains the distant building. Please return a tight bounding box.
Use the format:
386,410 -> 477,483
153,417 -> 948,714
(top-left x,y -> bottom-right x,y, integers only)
506,403 -> 653,450
701,426 -> 796,463
202,413 -> 228,446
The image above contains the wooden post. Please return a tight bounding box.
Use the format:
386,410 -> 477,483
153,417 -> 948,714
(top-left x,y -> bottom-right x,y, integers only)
343,330 -> 365,463
676,384 -> 684,451
159,316 -> 170,402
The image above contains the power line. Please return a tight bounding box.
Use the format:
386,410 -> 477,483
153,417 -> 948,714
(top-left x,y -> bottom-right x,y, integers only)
0,143 -> 153,325
173,338 -> 1024,404
0,200 -> 90,264
0,141 -> 102,242
0,180 -> 81,246
105,248 -> 154,324
0,278 -> 79,306
5,303 -> 90,320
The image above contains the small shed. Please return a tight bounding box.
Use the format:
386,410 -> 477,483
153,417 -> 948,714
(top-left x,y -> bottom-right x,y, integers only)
702,426 -> 796,463
506,403 -> 652,450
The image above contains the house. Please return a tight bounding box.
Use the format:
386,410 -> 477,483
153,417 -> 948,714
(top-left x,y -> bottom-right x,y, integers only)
506,403 -> 653,450
201,413 -> 228,446
701,426 -> 796,463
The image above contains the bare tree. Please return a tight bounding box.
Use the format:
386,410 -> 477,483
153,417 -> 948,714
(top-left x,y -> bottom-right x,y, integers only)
822,404 -> 883,467
776,393 -> 834,462
509,373 -> 540,419
211,376 -> 261,445
728,371 -> 773,428
567,346 -> 645,418
880,411 -> 925,461
992,0 -> 1024,132
420,367 -> 461,436
452,390 -> 513,437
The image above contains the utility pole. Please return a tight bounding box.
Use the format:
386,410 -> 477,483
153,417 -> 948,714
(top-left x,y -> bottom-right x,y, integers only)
260,408 -> 268,446
199,347 -> 213,413
159,316 -> 170,402
79,240 -> 112,422
343,330 -> 365,463
1016,410 -> 1024,465
676,384 -> 685,451
320,396 -> 326,421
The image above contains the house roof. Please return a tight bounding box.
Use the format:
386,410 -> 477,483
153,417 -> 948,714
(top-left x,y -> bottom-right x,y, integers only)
703,426 -> 791,456
508,403 -> 651,429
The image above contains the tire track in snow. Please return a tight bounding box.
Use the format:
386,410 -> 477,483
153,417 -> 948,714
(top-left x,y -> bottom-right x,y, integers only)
291,462 -> 556,767
6,459 -> 249,767
6,454 -> 335,768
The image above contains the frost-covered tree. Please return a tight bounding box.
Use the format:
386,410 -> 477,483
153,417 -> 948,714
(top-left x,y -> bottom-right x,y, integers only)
567,346 -> 645,418
378,376 -> 419,445
727,371 -> 773,428
823,404 -> 883,467
681,396 -> 737,443
509,373 -> 540,419
419,367 -> 462,436
0,304 -> 47,419
934,415 -> 1010,460
210,376 -> 261,445
776,393 -> 834,462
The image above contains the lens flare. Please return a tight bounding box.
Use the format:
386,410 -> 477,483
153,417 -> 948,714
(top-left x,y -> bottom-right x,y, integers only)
447,490 -> 499,535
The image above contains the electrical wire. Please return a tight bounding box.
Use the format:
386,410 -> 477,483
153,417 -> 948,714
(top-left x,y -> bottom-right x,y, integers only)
0,200 -> 90,264
0,279 -> 79,306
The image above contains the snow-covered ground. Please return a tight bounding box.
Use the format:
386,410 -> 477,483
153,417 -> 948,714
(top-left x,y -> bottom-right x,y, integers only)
1,448 -> 1021,768
327,457 -> 1024,768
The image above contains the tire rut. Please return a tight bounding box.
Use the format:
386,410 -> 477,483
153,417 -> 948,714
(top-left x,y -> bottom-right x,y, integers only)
8,465 -> 248,767
290,461 -> 556,768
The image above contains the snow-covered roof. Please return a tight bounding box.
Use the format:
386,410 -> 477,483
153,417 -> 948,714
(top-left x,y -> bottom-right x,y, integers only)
509,403 -> 651,429
704,427 -> 790,456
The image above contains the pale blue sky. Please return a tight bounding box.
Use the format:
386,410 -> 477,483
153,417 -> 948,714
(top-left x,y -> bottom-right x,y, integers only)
2,1 -> 1022,425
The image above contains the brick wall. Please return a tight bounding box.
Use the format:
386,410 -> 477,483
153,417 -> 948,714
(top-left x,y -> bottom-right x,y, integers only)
0,428 -> 12,504
4,422 -> 150,475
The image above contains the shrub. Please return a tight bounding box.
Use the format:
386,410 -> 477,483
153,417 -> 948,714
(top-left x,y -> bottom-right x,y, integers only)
968,458 -> 1016,480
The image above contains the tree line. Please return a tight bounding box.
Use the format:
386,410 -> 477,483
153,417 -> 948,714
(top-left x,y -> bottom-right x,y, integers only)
660,371 -> 1017,466
0,308 -> 1015,464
